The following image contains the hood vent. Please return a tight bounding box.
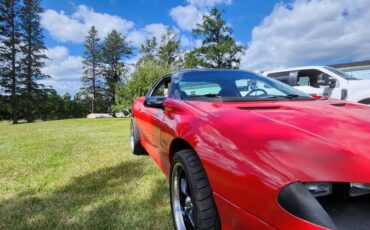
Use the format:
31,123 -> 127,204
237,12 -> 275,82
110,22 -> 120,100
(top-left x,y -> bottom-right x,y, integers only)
331,103 -> 347,107
237,106 -> 282,111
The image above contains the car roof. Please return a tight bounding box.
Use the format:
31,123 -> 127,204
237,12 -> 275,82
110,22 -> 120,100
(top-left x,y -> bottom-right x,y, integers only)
263,66 -> 328,74
169,68 -> 250,75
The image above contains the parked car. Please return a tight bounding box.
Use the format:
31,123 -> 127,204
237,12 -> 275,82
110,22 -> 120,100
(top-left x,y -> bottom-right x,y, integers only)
131,69 -> 370,230
263,66 -> 370,104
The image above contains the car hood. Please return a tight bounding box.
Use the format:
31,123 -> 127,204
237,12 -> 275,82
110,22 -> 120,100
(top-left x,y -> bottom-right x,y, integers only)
346,79 -> 370,91
347,79 -> 370,85
186,99 -> 370,183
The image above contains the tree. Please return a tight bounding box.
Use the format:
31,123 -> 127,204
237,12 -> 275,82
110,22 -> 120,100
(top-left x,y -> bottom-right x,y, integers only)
81,26 -> 103,113
19,0 -> 49,122
158,27 -> 181,66
115,61 -> 171,111
138,36 -> 158,65
0,0 -> 22,124
138,28 -> 181,68
187,7 -> 244,69
101,30 -> 133,108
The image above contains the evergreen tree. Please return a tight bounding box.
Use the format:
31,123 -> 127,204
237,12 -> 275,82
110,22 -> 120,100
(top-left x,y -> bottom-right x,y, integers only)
101,30 -> 133,108
138,36 -> 158,65
188,7 -> 244,69
81,26 -> 103,113
0,0 -> 22,124
19,0 -> 49,122
158,27 -> 181,66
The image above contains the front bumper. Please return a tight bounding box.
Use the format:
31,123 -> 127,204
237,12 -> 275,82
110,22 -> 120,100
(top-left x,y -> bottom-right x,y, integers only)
277,182 -> 370,230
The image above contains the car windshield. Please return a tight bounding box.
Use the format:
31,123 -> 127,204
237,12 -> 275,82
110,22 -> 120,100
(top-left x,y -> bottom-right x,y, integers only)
172,70 -> 313,102
323,66 -> 358,80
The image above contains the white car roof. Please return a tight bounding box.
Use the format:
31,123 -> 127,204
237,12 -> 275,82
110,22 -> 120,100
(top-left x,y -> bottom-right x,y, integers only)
263,66 -> 328,75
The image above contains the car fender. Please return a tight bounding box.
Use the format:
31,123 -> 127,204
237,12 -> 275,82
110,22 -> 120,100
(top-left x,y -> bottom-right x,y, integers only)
344,80 -> 370,103
165,99 -> 298,220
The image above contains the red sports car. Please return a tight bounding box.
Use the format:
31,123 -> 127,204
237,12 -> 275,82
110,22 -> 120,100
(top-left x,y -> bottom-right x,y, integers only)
130,69 -> 370,230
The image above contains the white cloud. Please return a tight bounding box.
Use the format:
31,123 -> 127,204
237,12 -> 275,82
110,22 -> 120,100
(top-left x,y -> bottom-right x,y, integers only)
144,23 -> 169,39
170,0 -> 232,31
127,23 -> 168,47
41,5 -> 134,43
41,46 -> 83,95
195,39 -> 203,48
180,35 -> 192,48
41,4 -> 174,49
41,10 -> 85,43
241,0 -> 370,71
187,0 -> 232,8
40,5 -> 179,95
170,5 -> 203,31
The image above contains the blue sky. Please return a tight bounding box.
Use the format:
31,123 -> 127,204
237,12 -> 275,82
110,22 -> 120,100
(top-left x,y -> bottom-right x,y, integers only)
40,0 -> 285,56
39,0 -> 370,95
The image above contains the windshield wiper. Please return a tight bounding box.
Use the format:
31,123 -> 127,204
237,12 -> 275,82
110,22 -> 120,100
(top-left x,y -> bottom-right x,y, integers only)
189,93 -> 222,98
262,94 -> 313,100
285,94 -> 301,98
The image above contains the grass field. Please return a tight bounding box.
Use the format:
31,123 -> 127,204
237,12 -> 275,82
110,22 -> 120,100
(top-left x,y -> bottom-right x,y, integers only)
0,118 -> 172,229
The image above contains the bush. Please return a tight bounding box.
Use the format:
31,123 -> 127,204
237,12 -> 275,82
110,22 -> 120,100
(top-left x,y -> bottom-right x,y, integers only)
114,61 -> 171,111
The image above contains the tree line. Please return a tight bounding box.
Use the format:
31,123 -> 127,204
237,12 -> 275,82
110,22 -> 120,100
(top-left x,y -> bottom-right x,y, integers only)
0,0 -> 50,123
0,2 -> 244,123
78,26 -> 133,115
0,0 -> 91,122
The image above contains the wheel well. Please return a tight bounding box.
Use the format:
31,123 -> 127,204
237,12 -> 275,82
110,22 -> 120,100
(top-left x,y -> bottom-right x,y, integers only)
169,138 -> 194,163
358,98 -> 370,104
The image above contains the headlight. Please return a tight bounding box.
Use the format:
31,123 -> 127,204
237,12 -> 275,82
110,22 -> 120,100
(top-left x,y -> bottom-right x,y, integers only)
303,182 -> 333,197
349,183 -> 370,197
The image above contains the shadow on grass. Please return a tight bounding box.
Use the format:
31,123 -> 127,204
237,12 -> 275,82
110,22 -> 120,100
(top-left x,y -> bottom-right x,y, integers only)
0,160 -> 172,230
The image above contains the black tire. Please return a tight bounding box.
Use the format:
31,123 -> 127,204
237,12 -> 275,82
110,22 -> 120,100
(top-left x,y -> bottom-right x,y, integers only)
170,149 -> 221,230
130,118 -> 146,155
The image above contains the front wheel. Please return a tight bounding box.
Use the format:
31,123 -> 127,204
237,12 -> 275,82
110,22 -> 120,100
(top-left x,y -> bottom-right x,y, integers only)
170,149 -> 221,230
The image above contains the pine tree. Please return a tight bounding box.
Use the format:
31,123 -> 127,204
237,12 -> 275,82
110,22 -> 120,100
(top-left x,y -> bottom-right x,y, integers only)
158,27 -> 181,66
101,30 -> 133,108
189,7 -> 244,69
19,0 -> 49,122
138,36 -> 158,66
81,26 -> 103,113
0,0 -> 22,124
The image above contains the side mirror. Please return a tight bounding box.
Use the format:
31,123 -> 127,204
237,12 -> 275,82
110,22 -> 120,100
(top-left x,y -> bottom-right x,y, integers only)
329,79 -> 337,88
143,96 -> 165,109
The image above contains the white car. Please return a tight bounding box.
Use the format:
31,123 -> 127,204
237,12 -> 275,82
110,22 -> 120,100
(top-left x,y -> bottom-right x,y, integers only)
263,66 -> 370,104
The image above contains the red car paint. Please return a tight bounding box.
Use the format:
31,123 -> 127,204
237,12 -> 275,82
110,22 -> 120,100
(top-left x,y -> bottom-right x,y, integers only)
132,94 -> 370,229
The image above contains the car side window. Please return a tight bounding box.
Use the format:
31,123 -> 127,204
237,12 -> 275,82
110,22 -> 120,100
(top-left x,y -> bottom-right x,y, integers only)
267,71 -> 297,86
317,73 -> 333,87
267,71 -> 290,84
297,76 -> 310,86
297,69 -> 322,88
151,78 -> 171,97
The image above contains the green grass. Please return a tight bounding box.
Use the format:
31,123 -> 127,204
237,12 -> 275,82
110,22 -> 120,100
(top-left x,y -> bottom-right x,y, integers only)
0,118 -> 172,229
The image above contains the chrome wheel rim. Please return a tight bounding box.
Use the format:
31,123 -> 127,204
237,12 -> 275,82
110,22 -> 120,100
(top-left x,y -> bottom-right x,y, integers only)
130,122 -> 134,151
172,163 -> 195,230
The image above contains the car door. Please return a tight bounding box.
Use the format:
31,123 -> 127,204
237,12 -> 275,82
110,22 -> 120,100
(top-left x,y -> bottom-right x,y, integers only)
318,72 -> 342,99
294,69 -> 326,96
135,76 -> 171,153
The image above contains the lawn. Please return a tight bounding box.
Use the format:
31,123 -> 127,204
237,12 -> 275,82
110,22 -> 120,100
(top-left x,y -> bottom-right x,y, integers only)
0,118 -> 172,230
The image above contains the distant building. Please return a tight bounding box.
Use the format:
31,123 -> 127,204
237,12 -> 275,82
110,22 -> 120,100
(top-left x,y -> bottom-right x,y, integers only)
330,60 -> 370,80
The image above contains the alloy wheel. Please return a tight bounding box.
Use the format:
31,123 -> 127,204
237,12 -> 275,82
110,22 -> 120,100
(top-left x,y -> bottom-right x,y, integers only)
172,163 -> 195,230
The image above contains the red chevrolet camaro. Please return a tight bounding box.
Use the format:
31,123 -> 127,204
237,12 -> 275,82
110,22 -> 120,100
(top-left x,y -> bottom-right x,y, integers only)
130,69 -> 370,230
